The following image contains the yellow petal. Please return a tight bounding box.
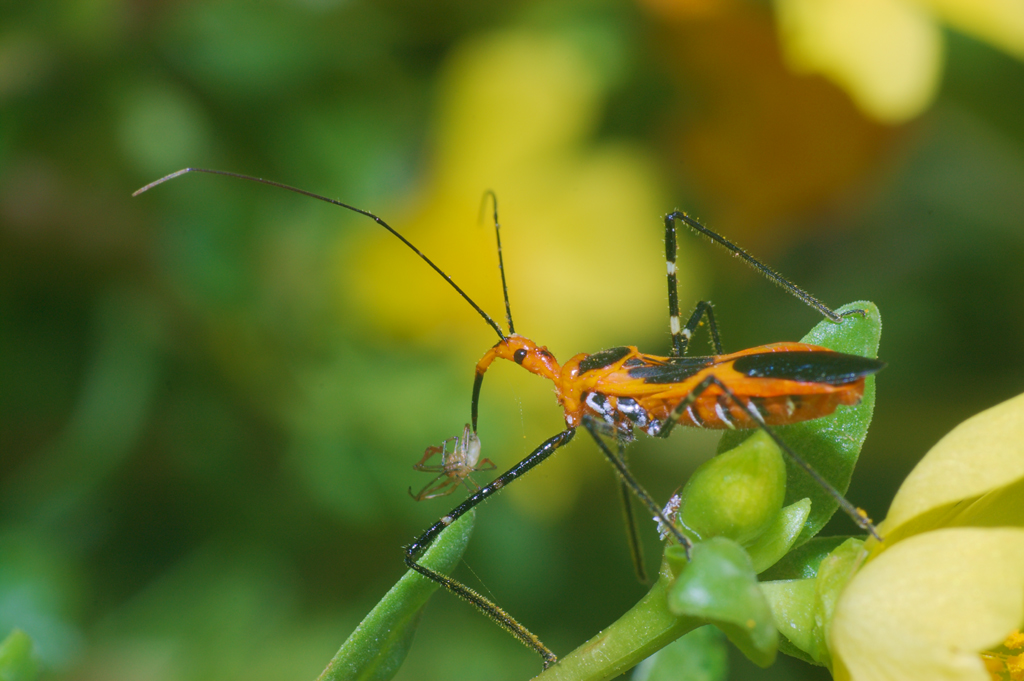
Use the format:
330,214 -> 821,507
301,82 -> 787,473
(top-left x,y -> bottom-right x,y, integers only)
832,527 -> 1024,681
881,392 -> 1024,539
774,0 -> 943,122
945,474 -> 1024,530
915,0 -> 1024,59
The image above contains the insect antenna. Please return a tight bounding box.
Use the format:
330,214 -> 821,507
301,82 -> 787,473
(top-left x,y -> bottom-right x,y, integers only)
134,168 -> 507,341
479,190 -> 516,336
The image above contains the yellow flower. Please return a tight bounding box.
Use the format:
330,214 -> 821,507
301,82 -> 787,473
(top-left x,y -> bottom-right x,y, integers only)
774,0 -> 1024,122
829,392 -> 1024,681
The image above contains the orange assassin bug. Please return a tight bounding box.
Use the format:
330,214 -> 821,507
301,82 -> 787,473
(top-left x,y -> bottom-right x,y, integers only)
134,168 -> 885,670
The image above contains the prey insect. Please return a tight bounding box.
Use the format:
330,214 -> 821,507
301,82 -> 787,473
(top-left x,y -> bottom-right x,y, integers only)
409,424 -> 494,501
134,168 -> 885,670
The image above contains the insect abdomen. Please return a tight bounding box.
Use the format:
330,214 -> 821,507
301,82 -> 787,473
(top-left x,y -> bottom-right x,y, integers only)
672,384 -> 866,430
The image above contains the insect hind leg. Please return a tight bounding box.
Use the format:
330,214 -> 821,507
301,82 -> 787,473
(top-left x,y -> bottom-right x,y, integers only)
665,210 -> 846,324
664,212 -> 723,357
653,376 -> 880,541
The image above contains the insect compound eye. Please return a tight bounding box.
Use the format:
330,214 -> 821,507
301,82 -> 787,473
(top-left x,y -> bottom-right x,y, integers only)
513,348 -> 528,364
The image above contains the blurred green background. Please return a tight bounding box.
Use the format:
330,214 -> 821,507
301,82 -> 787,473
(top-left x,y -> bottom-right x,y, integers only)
2,0 -> 1024,679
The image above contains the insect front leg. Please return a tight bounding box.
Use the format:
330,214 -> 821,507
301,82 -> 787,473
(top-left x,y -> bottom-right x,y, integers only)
653,376 -> 881,541
404,427 -> 576,669
581,415 -> 694,559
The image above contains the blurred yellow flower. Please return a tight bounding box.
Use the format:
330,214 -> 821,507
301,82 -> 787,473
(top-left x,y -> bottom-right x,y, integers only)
830,393 -> 1024,681
341,30 -> 681,356
337,30 -> 689,520
775,0 -> 1024,122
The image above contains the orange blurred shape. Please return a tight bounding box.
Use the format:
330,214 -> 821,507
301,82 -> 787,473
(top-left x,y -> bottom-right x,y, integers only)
641,0 -> 897,250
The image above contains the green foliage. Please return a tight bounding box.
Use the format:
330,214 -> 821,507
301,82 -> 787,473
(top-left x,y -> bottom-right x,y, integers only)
0,630 -> 39,681
667,539 -> 777,668
317,512 -> 475,681
759,536 -> 854,582
745,498 -> 813,574
630,626 -> 727,681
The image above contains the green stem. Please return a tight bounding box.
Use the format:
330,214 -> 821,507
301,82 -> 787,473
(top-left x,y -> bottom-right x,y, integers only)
532,558 -> 699,681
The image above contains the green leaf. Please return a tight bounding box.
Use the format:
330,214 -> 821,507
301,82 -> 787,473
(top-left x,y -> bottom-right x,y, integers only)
667,538 -> 778,668
758,535 -> 853,581
759,579 -> 819,665
758,537 -> 865,667
718,301 -> 882,544
316,511 -> 475,681
630,626 -> 728,681
0,630 -> 39,681
808,538 -> 864,669
745,497 -> 812,574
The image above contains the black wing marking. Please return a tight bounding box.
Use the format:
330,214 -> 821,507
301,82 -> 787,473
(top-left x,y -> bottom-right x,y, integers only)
627,356 -> 715,384
732,351 -> 886,385
579,346 -> 633,375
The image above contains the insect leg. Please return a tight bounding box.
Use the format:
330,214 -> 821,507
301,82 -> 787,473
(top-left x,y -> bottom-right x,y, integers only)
680,302 -> 723,356
665,214 -> 725,356
405,427 -> 576,669
614,446 -> 649,583
653,376 -> 881,541
664,212 -> 684,356
581,415 -> 693,559
665,210 -> 846,323
408,472 -> 455,501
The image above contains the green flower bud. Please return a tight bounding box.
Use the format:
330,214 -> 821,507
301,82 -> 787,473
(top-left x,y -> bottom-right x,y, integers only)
677,430 -> 787,546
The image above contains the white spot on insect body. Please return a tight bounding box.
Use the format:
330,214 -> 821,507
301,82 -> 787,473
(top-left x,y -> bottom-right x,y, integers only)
585,392 -> 611,416
441,515 -> 454,526
670,316 -> 681,335
614,397 -> 650,429
584,392 -> 623,431
714,401 -> 736,429
746,399 -> 764,424
685,404 -> 702,427
666,260 -> 677,276
784,397 -> 796,417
